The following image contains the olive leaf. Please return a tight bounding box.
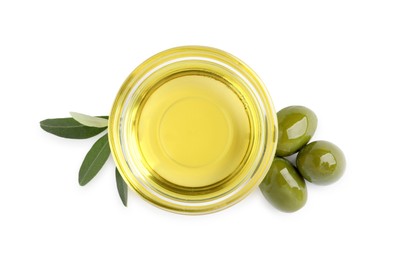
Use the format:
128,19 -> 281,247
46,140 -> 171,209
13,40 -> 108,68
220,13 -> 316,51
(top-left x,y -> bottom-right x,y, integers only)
70,112 -> 109,128
79,133 -> 111,186
115,168 -> 128,207
40,117 -> 108,139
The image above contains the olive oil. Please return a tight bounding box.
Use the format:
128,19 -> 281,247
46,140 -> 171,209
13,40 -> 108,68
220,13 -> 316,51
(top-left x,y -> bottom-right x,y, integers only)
136,74 -> 251,188
109,46 -> 278,214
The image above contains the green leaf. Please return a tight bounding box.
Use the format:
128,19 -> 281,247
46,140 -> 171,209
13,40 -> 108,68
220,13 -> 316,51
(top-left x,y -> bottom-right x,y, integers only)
79,134 -> 111,186
70,112 -> 109,128
115,168 -> 128,207
40,117 -> 107,139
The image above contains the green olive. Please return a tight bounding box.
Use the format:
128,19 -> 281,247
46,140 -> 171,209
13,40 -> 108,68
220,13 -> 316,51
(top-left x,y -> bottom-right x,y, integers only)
296,141 -> 346,185
276,106 -> 318,157
259,157 -> 307,213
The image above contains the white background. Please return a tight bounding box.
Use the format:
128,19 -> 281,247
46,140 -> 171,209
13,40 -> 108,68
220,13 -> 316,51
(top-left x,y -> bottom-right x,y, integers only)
1,0 -> 393,259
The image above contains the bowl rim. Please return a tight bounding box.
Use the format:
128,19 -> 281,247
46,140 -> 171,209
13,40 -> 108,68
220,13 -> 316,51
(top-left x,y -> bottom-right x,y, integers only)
108,46 -> 277,214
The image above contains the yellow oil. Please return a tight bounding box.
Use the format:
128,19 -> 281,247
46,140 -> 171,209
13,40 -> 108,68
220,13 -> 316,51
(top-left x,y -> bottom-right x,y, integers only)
109,46 -> 277,213
136,73 -> 251,188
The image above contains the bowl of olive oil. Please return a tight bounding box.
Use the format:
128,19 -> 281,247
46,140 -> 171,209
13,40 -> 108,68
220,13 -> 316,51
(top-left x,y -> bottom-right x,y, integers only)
108,46 -> 277,214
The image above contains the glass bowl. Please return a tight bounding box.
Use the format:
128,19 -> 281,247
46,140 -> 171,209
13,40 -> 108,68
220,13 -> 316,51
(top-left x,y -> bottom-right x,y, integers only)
108,46 -> 277,214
